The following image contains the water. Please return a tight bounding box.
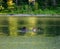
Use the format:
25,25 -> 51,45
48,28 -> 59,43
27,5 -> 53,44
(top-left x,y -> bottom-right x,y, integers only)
0,16 -> 60,36
0,16 -> 60,49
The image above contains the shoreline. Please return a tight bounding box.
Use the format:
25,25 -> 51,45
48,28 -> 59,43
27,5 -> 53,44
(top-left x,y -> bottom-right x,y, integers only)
0,14 -> 60,17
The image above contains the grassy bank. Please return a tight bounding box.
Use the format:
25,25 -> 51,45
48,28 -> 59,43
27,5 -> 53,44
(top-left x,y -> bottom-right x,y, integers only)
0,9 -> 60,14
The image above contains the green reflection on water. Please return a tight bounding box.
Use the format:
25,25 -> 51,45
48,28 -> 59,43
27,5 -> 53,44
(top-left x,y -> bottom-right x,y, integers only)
0,16 -> 60,36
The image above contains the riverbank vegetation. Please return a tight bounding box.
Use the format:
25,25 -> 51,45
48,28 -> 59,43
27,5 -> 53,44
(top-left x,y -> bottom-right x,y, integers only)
0,0 -> 60,14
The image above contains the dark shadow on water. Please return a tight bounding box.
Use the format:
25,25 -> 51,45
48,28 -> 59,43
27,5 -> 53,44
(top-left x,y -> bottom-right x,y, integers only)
18,26 -> 27,36
46,20 -> 60,36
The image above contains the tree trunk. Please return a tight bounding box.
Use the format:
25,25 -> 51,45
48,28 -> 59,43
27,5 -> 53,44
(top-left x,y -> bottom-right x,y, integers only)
52,0 -> 56,7
16,0 -> 18,5
44,0 -> 48,9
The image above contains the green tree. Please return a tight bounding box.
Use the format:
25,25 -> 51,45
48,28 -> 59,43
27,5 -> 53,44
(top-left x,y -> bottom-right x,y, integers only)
0,0 -> 4,10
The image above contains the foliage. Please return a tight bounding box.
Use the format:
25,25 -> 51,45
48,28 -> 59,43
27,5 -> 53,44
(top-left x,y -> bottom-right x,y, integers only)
0,0 -> 60,14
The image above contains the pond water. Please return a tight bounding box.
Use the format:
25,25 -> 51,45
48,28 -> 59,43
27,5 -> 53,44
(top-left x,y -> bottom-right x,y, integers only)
0,16 -> 60,49
0,16 -> 60,36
